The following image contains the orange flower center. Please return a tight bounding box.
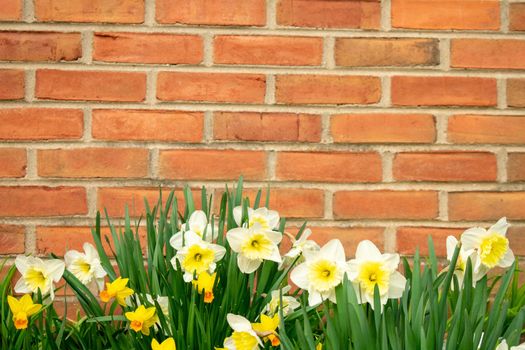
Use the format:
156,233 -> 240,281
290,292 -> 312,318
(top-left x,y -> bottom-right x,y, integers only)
130,320 -> 143,332
14,316 -> 28,330
204,291 -> 214,303
268,334 -> 280,346
99,290 -> 111,303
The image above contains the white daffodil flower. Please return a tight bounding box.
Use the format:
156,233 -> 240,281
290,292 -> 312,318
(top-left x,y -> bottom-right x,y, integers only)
170,210 -> 215,249
446,236 -> 482,286
233,206 -> 280,231
290,239 -> 347,306
496,339 -> 525,350
223,313 -> 262,350
282,229 -> 320,262
461,217 -> 514,276
264,285 -> 300,316
171,230 -> 226,282
14,255 -> 65,301
227,223 -> 282,274
64,243 -> 107,291
347,240 -> 406,310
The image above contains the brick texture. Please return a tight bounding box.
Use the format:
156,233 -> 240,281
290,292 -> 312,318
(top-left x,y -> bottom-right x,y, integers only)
1,0 -> 524,261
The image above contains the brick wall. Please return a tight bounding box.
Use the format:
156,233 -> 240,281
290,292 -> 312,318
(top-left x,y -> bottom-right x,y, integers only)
0,0 -> 524,260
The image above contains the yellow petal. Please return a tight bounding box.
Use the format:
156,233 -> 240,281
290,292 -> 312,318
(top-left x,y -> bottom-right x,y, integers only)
7,295 -> 21,314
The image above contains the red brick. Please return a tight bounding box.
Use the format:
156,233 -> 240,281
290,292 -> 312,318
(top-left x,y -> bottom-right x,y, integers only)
97,187 -> 186,218
331,113 -> 435,144
298,226 -> 385,257
391,0 -> 500,30
38,148 -> 149,178
0,108 -> 83,140
159,149 -> 267,180
0,186 -> 87,217
508,226 -> 525,256
393,152 -> 497,182
396,227 -> 464,257
36,69 -> 146,102
0,149 -> 26,178
508,153 -> 525,182
510,3 -> 525,31
92,109 -> 203,142
277,0 -> 380,29
276,152 -> 382,183
0,0 -> 21,20
35,0 -> 144,23
448,115 -> 525,144
213,112 -> 321,142
276,75 -> 381,105
507,79 -> 525,108
335,38 -> 439,67
157,72 -> 265,103
0,32 -> 81,62
391,76 -> 497,107
214,35 -> 323,66
156,0 -> 266,26
0,225 -> 24,254
451,39 -> 525,70
334,191 -> 439,220
0,69 -> 24,100
448,192 -> 525,221
93,33 -> 203,64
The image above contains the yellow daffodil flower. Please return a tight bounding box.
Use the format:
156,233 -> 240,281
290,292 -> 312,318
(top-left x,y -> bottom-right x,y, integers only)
151,337 -> 176,350
192,271 -> 217,303
99,277 -> 134,306
7,294 -> 42,330
252,314 -> 280,346
125,305 -> 158,336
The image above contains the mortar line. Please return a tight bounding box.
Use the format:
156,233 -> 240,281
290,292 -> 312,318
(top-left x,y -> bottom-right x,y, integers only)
324,189 -> 334,220
435,113 -> 449,144
86,186 -> 98,217
323,36 -> 335,69
438,191 -> 449,221
25,225 -> 36,254
24,69 -> 35,102
144,0 -> 156,26
80,31 -> 93,64
501,0 -> 510,33
439,38 -> 451,71
497,148 -> 509,183
25,148 -> 37,179
203,33 -> 214,67
146,69 -> 158,105
83,107 -> 93,141
149,148 -> 160,179
267,151 -> 277,180
380,76 -> 391,107
498,77 -> 508,109
203,110 -> 214,143
23,0 -> 34,23
381,0 -> 392,31
382,151 -> 394,182
384,226 -> 396,253
266,0 -> 277,29
265,74 -> 276,104
320,113 -> 332,144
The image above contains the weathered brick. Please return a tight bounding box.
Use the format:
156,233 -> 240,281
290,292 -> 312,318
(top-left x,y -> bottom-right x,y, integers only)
92,110 -> 203,142
156,0 -> 266,26
448,192 -> 525,221
510,3 -> 525,31
35,0 -> 144,23
508,153 -> 525,182
0,0 -> 22,21
0,69 -> 24,100
335,38 -> 439,67
451,39 -> 525,70
448,115 -> 525,144
392,76 -> 497,107
0,186 -> 87,217
36,69 -> 146,102
391,0 -> 500,30
0,148 -> 26,178
276,152 -> 382,183
507,79 -> 525,108
38,148 -> 149,178
393,152 -> 497,182
213,112 -> 321,142
331,113 -> 435,143
93,33 -> 203,64
276,75 -> 381,105
157,72 -> 265,103
334,191 -> 439,220
277,0 -> 380,29
0,225 -> 25,254
214,35 -> 323,66
396,227 -> 464,257
0,32 -> 81,62
159,150 -> 267,180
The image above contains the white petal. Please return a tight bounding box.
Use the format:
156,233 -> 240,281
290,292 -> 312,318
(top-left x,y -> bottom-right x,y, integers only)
266,246 -> 282,264
355,240 -> 382,261
319,239 -> 346,263
266,209 -> 280,229
237,255 -> 261,274
47,259 -> 65,282
14,277 -> 31,294
183,272 -> 193,282
388,271 -> 406,299
83,243 -> 99,261
265,230 -> 282,245
227,313 -> 252,333
290,263 -> 309,289
226,228 -> 248,252
499,248 -> 515,268
95,277 -> 105,291
446,236 -> 459,261
346,260 -> 359,281
15,255 -> 31,275
169,231 -> 184,250
189,210 -> 208,228
184,230 -> 203,246
490,217 -> 509,236
307,290 -> 323,307
496,340 -> 509,350
460,228 -> 485,250
212,244 -> 226,262
64,250 -> 82,266
382,253 -> 400,271
232,206 -> 244,226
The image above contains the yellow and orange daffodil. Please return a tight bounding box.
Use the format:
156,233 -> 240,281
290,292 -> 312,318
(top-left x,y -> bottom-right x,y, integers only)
7,294 -> 42,330
151,337 -> 176,350
192,271 -> 217,303
252,314 -> 280,346
99,277 -> 134,306
125,305 -> 158,336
